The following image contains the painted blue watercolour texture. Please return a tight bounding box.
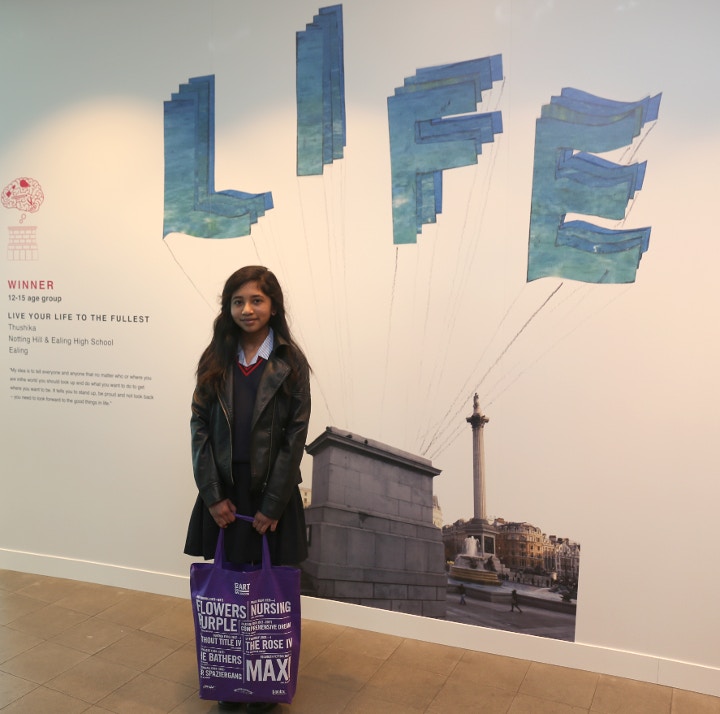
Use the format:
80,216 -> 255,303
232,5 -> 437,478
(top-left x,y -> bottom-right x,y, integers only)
388,55 -> 504,245
163,75 -> 273,239
296,5 -> 346,176
528,88 -> 661,283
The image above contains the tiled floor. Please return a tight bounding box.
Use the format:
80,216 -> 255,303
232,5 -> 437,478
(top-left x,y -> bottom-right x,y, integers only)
1,570 -> 719,714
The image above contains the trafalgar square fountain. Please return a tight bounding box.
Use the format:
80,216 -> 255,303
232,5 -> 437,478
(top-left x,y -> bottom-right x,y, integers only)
449,534 -> 506,585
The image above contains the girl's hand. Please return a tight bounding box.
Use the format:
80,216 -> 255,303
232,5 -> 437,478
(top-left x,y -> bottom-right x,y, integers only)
253,511 -> 278,535
209,498 -> 237,528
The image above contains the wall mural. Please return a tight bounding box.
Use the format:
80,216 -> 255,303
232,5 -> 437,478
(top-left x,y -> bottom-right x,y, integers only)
161,4 -> 661,644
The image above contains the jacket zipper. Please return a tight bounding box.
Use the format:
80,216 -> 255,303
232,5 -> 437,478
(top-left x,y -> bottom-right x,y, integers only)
263,397 -> 277,490
219,390 -> 234,485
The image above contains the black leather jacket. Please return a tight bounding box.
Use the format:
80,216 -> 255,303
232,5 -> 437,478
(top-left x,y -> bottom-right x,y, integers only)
190,337 -> 311,520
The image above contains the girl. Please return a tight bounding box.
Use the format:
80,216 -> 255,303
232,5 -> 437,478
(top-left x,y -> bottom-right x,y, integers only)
185,266 -> 311,712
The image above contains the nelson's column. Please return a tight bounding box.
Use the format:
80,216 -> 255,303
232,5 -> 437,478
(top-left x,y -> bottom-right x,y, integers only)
465,394 -> 499,564
467,392 -> 489,521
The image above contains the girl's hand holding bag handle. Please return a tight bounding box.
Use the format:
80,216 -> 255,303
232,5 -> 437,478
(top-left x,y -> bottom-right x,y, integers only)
190,514 -> 301,704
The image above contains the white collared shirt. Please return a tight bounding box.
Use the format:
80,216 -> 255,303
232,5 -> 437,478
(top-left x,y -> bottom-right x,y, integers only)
238,327 -> 274,367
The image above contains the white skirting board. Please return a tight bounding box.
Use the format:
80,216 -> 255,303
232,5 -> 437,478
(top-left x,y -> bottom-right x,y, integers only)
2,548 -> 718,699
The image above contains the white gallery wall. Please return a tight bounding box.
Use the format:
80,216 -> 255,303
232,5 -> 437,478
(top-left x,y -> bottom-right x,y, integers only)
2,0 -> 719,697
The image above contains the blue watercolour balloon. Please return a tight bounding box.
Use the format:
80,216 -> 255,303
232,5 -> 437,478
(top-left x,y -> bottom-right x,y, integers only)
388,56 -> 503,245
296,5 -> 346,176
163,75 -> 273,239
527,88 -> 661,283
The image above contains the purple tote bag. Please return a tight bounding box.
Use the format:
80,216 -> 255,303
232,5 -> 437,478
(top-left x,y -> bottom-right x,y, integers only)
190,514 -> 301,703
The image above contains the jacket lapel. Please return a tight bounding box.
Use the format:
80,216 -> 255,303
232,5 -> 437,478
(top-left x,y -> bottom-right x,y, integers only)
252,356 -> 290,428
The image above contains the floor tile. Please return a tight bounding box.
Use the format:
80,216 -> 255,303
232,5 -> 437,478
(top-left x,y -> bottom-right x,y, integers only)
299,639 -> 385,693
363,659 -> 448,710
4,602 -> 90,638
147,642 -> 199,687
15,574 -> 85,604
96,629 -> 182,671
141,598 -> 196,643
591,674 -> 673,713
0,640 -> 89,684
96,672 -> 197,714
297,620 -> 345,669
0,571 -> 43,593
346,688 -> 426,713
0,591 -> 47,626
46,654 -> 139,703
286,674 -> 357,714
452,649 -> 530,692
672,689 -> 720,713
385,636 -> 463,676
509,692 -> 590,713
96,590 -> 180,630
520,661 -> 598,709
0,670 -> 38,708
50,615 -> 131,654
329,625 -> 403,660
54,581 -> 131,616
0,625 -> 43,663
426,681 -> 516,713
0,684 -> 90,713
168,691 -> 226,712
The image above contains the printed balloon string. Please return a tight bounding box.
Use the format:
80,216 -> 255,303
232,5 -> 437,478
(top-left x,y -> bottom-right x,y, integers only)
415,282 -> 526,454
420,110 -> 654,459
421,281 -> 564,458
163,240 -> 215,313
412,98 -> 505,449
379,246 -> 400,436
620,118 -> 657,166
454,74 -> 505,289
424,280 -> 564,457
292,167 -> 350,429
613,120 -> 658,229
323,162 -> 354,427
426,283 -> 632,462
421,137 -> 503,423
410,228 -> 439,447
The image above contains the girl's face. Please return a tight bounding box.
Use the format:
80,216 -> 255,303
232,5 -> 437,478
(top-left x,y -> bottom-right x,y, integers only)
230,281 -> 274,339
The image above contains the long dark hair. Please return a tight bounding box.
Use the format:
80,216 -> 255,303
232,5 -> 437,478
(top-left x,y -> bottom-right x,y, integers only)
195,266 -> 308,400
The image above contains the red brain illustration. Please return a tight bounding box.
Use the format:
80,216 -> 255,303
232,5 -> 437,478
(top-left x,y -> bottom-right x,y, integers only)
2,177 -> 44,213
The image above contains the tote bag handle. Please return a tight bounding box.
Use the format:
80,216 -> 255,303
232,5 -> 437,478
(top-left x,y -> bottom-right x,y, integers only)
213,513 -> 272,571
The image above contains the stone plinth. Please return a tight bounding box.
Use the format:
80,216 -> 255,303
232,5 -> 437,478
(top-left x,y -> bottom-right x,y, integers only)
302,427 -> 446,618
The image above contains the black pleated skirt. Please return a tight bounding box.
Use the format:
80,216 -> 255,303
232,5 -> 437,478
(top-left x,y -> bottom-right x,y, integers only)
184,462 -> 308,566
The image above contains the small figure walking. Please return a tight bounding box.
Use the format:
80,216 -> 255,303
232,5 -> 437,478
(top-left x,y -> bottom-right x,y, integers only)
459,584 -> 467,605
510,589 -> 523,613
